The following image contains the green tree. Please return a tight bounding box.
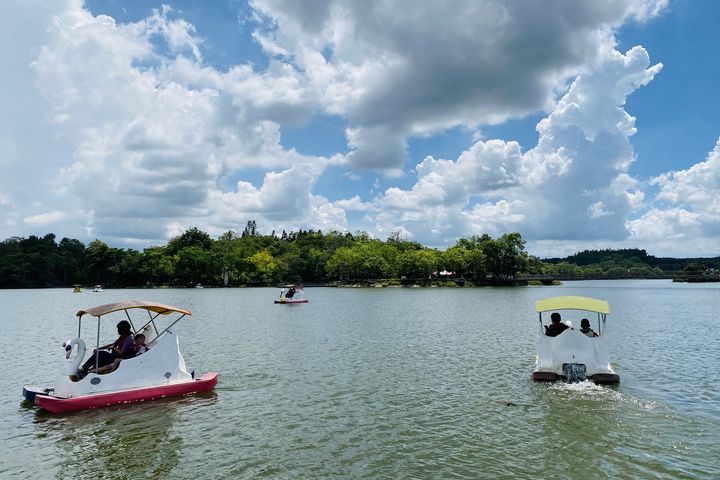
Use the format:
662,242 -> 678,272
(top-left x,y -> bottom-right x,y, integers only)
441,247 -> 470,277
166,227 -> 213,255
397,249 -> 438,279
174,246 -> 212,285
247,250 -> 280,284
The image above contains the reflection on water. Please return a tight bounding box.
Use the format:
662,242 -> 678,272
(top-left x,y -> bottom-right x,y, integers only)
30,393 -> 216,479
2,283 -> 720,478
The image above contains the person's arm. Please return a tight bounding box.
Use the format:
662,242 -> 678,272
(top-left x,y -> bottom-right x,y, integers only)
109,337 -> 125,355
92,342 -> 113,352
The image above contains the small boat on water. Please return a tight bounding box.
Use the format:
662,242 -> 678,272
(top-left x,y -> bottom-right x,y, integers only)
23,301 -> 218,413
532,296 -> 619,384
92,285 -> 103,292
275,285 -> 308,304
73,284 -> 82,293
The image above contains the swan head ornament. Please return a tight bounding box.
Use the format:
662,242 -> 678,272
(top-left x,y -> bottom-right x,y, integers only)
63,338 -> 87,376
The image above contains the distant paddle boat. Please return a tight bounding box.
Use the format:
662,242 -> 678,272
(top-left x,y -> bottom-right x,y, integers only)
23,301 -> 218,413
275,285 -> 308,304
73,284 -> 82,293
92,285 -> 103,292
532,296 -> 619,384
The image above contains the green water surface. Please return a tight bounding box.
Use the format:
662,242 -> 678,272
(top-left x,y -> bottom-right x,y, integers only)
1,280 -> 718,479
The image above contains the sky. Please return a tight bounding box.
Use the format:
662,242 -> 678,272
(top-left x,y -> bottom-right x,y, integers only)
1,0 -> 720,258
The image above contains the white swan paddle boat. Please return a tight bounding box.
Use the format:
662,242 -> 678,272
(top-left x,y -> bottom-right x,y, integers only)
23,301 -> 218,413
532,296 -> 619,384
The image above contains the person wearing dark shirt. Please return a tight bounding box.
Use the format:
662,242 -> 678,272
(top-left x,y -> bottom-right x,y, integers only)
545,312 -> 569,337
87,333 -> 149,375
79,320 -> 135,375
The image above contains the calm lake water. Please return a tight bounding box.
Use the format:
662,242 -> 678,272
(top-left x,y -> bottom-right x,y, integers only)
1,280 -> 718,479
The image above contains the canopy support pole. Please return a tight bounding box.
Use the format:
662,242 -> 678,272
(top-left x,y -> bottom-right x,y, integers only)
538,312 -> 544,334
151,314 -> 187,344
95,316 -> 101,369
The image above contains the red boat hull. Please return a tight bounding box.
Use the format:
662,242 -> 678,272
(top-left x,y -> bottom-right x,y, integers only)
33,372 -> 218,413
274,299 -> 308,304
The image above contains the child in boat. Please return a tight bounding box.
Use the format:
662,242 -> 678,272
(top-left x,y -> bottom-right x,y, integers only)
579,318 -> 598,337
87,334 -> 149,375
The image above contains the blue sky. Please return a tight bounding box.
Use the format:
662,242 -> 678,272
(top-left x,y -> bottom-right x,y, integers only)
1,0 -> 720,257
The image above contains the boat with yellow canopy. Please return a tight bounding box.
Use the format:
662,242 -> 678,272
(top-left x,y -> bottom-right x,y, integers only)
532,295 -> 619,384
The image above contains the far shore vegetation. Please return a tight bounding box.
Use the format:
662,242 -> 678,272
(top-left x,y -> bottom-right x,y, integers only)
1,222 -> 718,288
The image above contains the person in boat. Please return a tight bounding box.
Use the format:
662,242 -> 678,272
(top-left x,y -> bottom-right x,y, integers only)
87,333 -> 149,375
579,318 -> 598,338
78,320 -> 135,376
545,312 -> 569,337
285,287 -> 296,299
133,333 -> 149,355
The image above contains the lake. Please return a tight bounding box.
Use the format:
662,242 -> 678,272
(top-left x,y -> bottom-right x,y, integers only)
1,280 -> 718,478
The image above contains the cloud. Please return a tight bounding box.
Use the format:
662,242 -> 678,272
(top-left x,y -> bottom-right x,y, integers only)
251,0 -> 667,169
628,138 -> 720,247
345,125 -> 406,170
24,2 -> 343,244
23,211 -> 67,226
366,46 -> 662,246
334,195 -> 370,211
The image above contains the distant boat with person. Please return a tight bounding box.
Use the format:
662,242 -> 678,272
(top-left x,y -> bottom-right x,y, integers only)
275,285 -> 308,304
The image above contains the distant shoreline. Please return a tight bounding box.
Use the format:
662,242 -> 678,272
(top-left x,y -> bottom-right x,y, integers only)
10,276 -> 720,290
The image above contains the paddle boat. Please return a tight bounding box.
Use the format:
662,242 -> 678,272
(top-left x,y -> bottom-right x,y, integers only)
92,285 -> 103,292
23,301 -> 218,413
73,284 -> 82,293
532,296 -> 619,384
275,285 -> 308,304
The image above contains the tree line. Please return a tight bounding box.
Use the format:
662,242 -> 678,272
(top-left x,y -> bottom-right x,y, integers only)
1,226 -> 716,288
0,226 -> 530,288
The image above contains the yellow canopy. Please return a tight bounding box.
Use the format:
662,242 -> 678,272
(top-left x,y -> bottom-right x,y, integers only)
77,301 -> 192,318
535,296 -> 610,314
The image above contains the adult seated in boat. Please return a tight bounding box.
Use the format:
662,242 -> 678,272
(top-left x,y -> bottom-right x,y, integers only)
579,318 -> 598,338
544,312 -> 569,337
285,287 -> 296,299
87,333 -> 149,375
78,320 -> 135,376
